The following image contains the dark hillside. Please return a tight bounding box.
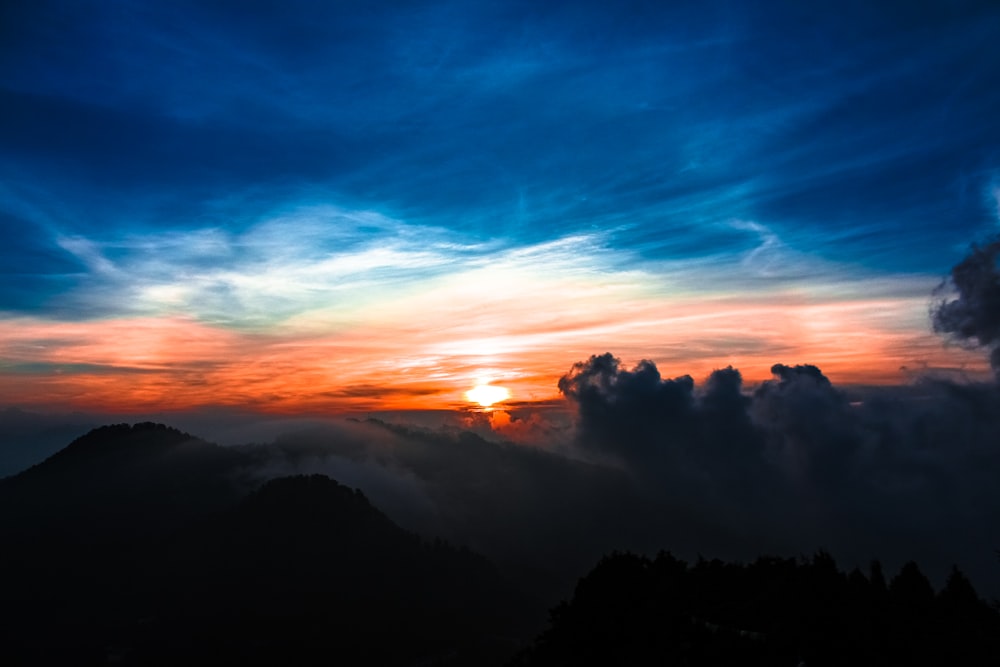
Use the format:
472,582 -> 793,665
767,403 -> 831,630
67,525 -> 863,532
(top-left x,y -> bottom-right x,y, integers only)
0,425 -> 531,666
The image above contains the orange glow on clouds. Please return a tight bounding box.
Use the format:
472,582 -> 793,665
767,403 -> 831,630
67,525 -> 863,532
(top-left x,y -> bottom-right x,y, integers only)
0,287 -> 989,414
0,222 -> 988,413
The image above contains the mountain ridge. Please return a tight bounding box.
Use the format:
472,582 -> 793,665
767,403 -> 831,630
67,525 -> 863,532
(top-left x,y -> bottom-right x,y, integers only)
0,423 -> 532,666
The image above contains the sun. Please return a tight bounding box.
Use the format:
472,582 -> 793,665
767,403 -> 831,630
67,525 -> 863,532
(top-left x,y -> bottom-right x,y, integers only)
466,383 -> 510,408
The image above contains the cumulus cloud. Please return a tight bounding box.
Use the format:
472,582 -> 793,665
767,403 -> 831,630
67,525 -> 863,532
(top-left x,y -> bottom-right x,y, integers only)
556,353 -> 1000,596
932,237 -> 1000,373
558,352 -> 695,464
557,353 -> 770,479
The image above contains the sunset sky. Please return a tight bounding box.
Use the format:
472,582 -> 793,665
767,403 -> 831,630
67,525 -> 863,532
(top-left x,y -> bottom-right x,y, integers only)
2,1 -> 999,413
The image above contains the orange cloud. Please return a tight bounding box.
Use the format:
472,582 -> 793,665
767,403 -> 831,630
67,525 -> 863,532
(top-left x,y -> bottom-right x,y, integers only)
0,286 -> 989,414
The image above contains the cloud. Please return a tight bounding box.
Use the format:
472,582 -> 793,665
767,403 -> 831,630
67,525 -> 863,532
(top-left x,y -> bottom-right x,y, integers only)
46,206 -> 480,326
8,195 -> 976,413
932,237 -> 1000,373
474,407 -> 574,447
557,352 -> 697,466
2,0 -> 998,411
556,352 -> 1000,595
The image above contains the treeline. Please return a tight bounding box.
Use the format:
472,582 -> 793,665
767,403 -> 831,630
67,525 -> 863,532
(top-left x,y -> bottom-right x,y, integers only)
515,550 -> 1000,666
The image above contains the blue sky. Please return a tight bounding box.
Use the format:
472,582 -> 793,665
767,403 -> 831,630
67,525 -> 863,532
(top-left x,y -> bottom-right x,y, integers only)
2,0 -> 1000,411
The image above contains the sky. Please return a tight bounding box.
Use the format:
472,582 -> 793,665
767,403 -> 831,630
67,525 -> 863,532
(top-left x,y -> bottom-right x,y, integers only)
2,0 -> 1000,414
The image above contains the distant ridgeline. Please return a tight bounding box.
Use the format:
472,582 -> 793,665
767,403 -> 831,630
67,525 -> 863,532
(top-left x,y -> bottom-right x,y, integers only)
1,423 -> 998,666
0,423 -> 529,667
514,551 -> 1000,667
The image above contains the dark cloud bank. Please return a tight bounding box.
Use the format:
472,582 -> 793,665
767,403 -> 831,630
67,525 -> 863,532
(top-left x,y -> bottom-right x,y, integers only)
933,236 -> 1000,374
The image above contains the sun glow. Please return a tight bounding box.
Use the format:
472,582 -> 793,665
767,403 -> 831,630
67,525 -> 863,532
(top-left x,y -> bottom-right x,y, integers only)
466,383 -> 510,407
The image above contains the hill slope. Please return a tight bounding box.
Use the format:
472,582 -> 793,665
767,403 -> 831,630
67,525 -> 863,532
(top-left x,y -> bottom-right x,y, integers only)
0,424 -> 529,666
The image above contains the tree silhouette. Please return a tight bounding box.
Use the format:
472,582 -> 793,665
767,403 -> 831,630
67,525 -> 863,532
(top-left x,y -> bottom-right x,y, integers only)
515,551 -> 1000,667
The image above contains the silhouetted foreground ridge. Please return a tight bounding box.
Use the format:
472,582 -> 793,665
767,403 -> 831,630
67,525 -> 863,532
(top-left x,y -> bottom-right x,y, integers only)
4,423 -> 999,666
514,551 -> 1000,667
0,424 -> 527,666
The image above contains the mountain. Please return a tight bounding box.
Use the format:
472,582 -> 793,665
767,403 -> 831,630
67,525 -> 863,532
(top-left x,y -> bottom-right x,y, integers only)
2,422 -> 252,511
0,424 -> 531,666
0,406 -> 96,478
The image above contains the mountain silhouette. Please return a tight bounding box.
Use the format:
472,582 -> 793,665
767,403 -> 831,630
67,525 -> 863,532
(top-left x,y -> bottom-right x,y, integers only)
0,424 -> 529,666
7,421 -> 996,666
0,406 -> 96,478
2,422 -> 252,516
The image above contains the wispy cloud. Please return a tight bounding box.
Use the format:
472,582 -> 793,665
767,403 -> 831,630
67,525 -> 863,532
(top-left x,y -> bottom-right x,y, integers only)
0,204 -> 989,412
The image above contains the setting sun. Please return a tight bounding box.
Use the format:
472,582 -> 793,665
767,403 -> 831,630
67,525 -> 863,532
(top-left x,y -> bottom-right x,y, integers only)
465,384 -> 510,407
